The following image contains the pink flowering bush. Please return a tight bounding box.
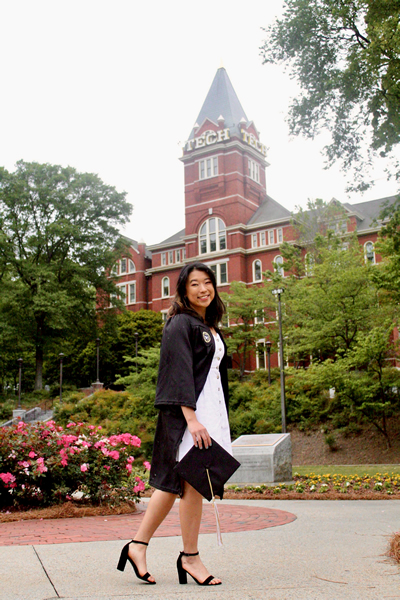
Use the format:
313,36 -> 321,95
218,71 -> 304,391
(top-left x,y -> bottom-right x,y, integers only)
0,420 -> 149,509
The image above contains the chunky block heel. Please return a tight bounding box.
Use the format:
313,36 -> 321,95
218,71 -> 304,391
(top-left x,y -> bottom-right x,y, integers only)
117,540 -> 156,584
176,551 -> 221,586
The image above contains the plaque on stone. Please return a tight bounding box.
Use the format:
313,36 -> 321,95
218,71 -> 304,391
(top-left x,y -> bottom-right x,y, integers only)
228,433 -> 292,484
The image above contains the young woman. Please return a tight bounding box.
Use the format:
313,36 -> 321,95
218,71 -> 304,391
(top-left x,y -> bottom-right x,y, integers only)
117,262 -> 231,586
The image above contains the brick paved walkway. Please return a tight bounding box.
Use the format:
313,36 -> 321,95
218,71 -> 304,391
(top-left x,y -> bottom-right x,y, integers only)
0,504 -> 296,546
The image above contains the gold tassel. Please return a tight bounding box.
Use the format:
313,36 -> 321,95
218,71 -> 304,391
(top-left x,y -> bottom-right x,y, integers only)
206,468 -> 223,546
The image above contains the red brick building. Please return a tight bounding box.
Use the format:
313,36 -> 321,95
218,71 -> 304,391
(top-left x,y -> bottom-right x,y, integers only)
112,67 -> 397,370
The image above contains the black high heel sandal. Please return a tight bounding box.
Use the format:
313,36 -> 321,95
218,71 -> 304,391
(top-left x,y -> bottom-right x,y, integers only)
177,551 -> 221,586
117,540 -> 156,585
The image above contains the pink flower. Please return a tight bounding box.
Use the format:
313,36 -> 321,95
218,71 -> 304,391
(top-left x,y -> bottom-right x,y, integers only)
127,456 -> 135,464
18,461 -> 30,468
133,478 -> 145,493
126,463 -> 133,473
28,451 -> 37,458
143,461 -> 151,471
109,450 -> 120,460
104,465 -> 110,471
80,463 -> 89,472
0,472 -> 16,485
66,422 -> 76,428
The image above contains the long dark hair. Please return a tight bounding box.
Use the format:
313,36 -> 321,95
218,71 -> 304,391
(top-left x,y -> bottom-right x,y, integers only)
168,262 -> 226,328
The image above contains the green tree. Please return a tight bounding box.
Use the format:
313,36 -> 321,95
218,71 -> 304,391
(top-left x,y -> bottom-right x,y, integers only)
221,282 -> 269,379
261,0 -> 400,190
0,160 -> 132,390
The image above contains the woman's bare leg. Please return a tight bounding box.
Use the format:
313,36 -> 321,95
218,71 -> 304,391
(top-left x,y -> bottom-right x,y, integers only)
128,489 -> 176,583
179,482 -> 221,585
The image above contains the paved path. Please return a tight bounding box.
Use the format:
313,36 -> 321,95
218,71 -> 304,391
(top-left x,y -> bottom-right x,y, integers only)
0,503 -> 296,546
0,499 -> 399,600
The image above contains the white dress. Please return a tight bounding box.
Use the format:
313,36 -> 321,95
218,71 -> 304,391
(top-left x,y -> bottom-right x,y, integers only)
178,332 -> 232,461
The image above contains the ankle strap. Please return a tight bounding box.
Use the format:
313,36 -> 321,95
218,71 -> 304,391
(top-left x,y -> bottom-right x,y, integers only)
180,550 -> 199,556
132,540 -> 148,546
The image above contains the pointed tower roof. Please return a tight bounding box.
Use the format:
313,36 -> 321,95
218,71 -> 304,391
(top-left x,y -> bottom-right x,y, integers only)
188,67 -> 248,139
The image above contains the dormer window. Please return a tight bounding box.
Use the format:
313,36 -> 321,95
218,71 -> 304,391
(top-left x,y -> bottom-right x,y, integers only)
199,156 -> 218,180
199,218 -> 226,254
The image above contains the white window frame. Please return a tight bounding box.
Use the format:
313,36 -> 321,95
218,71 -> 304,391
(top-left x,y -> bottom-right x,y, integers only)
209,262 -> 228,285
268,229 -> 275,245
256,340 -> 266,370
160,309 -> 168,323
277,228 -> 283,243
128,282 -> 136,305
274,255 -> 284,277
364,241 -> 375,265
128,259 -> 135,273
199,156 -> 218,180
115,283 -> 127,305
260,231 -> 266,246
161,252 -> 167,266
199,217 -> 227,255
176,249 -> 181,263
253,259 -> 262,282
248,159 -> 260,183
168,251 -> 174,264
162,276 -> 170,298
254,309 -> 264,325
252,233 -> 258,248
120,258 -> 127,274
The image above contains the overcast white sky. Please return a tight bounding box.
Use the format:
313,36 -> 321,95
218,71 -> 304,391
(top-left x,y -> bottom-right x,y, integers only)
1,1 -> 397,245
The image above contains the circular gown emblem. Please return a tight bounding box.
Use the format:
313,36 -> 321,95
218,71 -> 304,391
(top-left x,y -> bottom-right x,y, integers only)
202,331 -> 211,344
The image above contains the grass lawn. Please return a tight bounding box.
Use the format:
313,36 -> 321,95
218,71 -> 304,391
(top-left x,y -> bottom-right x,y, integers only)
293,464 -> 400,477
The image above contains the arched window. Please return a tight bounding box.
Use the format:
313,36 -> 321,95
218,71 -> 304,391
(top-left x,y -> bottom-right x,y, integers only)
199,218 -> 226,254
253,259 -> 262,282
128,259 -> 135,273
274,255 -> 284,277
364,241 -> 375,264
162,277 -> 170,298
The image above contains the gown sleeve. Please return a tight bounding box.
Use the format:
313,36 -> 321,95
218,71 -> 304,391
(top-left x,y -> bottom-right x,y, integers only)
155,314 -> 197,410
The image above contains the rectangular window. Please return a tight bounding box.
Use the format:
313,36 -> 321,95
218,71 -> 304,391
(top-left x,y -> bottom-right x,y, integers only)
254,309 -> 264,324
161,252 -> 166,266
169,251 -> 174,264
129,283 -> 136,304
120,258 -> 127,274
252,233 -> 258,248
256,342 -> 266,370
182,247 -> 186,260
199,156 -> 218,180
269,230 -> 274,245
210,262 -> 228,285
118,284 -> 127,305
248,159 -> 260,183
260,232 -> 266,246
161,310 -> 168,323
277,228 -> 283,243
176,249 -> 181,263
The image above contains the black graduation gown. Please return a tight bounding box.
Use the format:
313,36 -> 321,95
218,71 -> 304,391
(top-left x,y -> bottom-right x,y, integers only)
149,312 -> 229,495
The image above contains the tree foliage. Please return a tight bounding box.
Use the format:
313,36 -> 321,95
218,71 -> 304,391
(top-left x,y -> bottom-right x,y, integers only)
221,282 -> 269,378
261,0 -> 400,190
0,160 -> 132,390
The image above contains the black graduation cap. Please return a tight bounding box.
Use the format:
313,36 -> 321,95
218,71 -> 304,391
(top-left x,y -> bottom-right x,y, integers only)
174,438 -> 240,502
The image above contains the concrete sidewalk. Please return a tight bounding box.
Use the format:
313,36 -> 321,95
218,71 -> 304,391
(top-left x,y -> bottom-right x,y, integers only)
1,499 -> 399,600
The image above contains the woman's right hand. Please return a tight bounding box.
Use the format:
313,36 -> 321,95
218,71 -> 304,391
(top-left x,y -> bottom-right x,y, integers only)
181,407 -> 211,449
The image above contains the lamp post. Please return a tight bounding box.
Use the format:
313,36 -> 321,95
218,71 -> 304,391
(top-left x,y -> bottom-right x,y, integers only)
266,340 -> 272,385
59,353 -> 64,403
95,338 -> 101,384
134,331 -> 139,372
17,358 -> 23,409
272,288 -> 286,433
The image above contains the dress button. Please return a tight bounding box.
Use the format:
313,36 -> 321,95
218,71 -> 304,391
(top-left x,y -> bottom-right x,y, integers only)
217,357 -> 220,361
216,375 -> 219,379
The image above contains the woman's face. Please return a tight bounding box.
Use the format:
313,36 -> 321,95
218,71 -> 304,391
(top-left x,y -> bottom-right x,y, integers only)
185,269 -> 215,318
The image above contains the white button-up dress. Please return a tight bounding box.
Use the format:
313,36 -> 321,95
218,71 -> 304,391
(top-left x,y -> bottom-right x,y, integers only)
178,332 -> 232,460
